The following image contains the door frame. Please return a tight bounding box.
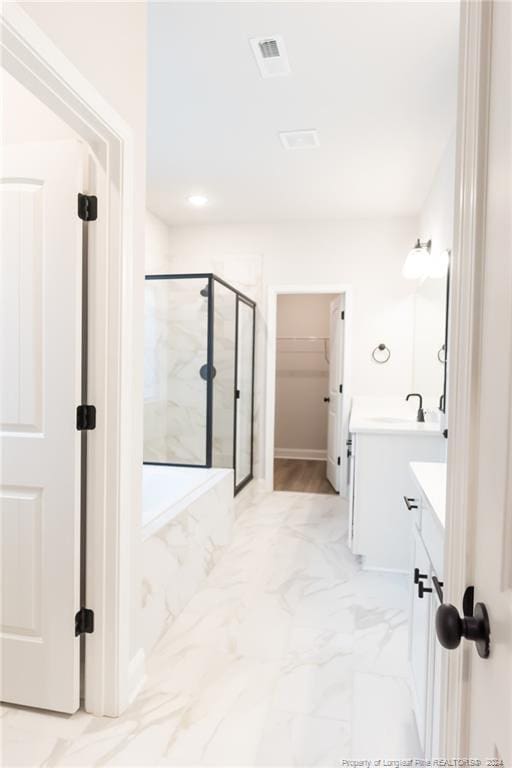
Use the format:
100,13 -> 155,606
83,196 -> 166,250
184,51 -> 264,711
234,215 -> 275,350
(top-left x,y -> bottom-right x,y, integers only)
264,284 -> 352,492
1,4 -> 143,715
441,0 -> 494,755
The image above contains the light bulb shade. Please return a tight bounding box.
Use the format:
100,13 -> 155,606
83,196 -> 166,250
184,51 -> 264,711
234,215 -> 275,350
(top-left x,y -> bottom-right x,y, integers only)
429,248 -> 450,278
402,245 -> 429,280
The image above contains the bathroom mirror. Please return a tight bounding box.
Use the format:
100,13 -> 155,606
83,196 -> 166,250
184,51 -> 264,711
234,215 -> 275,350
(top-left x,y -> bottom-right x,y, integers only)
411,257 -> 450,411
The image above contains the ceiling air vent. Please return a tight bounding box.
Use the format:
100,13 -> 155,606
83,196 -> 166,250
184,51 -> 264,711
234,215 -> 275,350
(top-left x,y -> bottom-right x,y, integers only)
250,35 -> 291,78
259,39 -> 280,59
279,130 -> 320,150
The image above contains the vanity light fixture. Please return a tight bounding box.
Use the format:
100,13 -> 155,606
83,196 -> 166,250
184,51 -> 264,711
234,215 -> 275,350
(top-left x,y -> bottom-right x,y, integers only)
187,194 -> 209,207
402,238 -> 432,280
429,248 -> 450,279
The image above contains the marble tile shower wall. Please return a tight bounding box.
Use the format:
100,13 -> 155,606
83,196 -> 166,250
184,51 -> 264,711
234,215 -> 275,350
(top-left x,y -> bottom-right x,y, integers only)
144,280 -> 208,464
141,470 -> 234,655
166,254 -> 263,475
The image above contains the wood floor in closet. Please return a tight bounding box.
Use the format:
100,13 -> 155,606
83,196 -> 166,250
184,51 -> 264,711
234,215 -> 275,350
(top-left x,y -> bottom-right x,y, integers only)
273,458 -> 337,495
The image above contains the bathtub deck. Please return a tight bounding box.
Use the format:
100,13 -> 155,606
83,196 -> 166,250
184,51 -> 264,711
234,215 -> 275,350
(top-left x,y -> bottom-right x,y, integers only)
142,465 -> 232,538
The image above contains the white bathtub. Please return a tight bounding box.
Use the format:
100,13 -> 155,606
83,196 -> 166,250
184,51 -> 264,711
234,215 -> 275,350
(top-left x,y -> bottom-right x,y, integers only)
142,465 -> 232,538
141,465 -> 235,654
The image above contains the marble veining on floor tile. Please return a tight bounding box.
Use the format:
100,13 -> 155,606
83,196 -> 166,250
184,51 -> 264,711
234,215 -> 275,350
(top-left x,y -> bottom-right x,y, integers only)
1,485 -> 421,766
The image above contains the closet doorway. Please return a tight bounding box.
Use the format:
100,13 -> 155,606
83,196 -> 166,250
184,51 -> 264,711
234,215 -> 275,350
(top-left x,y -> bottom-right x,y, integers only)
272,291 -> 349,495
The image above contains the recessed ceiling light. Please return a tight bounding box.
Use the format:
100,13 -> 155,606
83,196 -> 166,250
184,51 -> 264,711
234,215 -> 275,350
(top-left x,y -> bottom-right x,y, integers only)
188,195 -> 208,207
279,130 -> 320,150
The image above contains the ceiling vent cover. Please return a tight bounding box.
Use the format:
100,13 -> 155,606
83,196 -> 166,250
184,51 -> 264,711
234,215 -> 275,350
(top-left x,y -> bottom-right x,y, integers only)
279,130 -> 320,150
250,35 -> 290,78
259,39 -> 280,59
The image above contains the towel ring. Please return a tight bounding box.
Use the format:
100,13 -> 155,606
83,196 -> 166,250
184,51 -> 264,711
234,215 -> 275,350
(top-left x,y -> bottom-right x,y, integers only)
437,344 -> 447,364
372,343 -> 391,364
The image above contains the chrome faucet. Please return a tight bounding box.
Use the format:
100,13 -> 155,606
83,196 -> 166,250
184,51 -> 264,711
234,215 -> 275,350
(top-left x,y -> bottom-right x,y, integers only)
406,393 -> 425,422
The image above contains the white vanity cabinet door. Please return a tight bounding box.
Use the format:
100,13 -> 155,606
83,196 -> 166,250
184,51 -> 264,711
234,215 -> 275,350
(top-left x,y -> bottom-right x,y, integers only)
351,433 -> 443,571
409,527 -> 432,751
425,569 -> 444,760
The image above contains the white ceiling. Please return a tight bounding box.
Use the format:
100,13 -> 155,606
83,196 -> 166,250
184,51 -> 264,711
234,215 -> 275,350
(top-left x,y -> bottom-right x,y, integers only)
147,2 -> 459,225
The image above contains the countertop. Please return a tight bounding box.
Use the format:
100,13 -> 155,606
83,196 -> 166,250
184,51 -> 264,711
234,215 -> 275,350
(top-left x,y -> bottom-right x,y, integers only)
410,461 -> 447,528
349,414 -> 443,436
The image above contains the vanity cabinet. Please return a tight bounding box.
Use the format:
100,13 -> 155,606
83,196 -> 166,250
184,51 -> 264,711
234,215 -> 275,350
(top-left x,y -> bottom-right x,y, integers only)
410,528 -> 432,750
408,464 -> 446,759
349,431 -> 444,571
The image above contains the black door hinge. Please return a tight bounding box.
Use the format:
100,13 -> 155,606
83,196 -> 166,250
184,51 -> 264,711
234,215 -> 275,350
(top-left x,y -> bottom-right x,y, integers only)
341,311 -> 345,320
339,384 -> 343,394
236,389 -> 241,399
337,456 -> 341,466
76,404 -> 96,431
75,607 -> 94,636
443,429 -> 448,439
77,193 -> 98,222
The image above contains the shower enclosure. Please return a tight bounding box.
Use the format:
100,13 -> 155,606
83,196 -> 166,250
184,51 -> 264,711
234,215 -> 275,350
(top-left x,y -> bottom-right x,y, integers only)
144,273 -> 256,494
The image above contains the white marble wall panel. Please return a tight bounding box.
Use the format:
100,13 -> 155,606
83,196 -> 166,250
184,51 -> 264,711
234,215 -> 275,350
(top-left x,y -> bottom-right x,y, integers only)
141,469 -> 234,655
144,279 -> 208,464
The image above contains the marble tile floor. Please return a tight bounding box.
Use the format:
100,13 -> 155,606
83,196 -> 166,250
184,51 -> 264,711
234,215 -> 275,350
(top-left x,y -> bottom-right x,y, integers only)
1,484 -> 421,767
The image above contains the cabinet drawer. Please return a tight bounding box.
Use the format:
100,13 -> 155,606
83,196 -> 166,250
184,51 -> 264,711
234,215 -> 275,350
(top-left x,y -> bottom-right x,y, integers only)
421,499 -> 444,576
404,493 -> 422,531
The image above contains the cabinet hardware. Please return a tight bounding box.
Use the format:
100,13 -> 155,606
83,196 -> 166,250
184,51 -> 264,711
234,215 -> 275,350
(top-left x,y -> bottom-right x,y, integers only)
414,567 -> 428,584
418,581 -> 433,599
403,496 -> 418,511
323,397 -> 330,402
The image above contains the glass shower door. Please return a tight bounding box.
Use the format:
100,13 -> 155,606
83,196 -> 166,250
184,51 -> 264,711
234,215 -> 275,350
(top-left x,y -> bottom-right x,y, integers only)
143,275 -> 210,466
235,297 -> 255,490
212,281 -> 236,468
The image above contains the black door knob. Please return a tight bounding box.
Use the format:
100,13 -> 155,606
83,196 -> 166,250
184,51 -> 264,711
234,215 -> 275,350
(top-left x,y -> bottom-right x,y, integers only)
436,601 -> 490,659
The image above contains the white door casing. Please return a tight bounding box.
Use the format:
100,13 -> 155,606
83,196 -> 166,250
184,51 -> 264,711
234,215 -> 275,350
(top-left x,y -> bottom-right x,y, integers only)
443,0 -> 512,759
326,297 -> 344,492
0,141 -> 84,713
466,0 -> 511,758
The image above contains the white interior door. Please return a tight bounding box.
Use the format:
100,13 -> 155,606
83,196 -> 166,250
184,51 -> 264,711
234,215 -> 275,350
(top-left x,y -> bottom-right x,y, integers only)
0,140 -> 84,713
464,4 -> 511,758
326,296 -> 344,491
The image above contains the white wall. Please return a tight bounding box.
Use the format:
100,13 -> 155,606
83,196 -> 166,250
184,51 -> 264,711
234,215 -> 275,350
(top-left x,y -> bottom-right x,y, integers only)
275,294 -> 336,457
413,135 -> 456,401
419,133 -> 456,254
20,0 -> 147,674
146,210 -> 173,271
145,214 -> 419,478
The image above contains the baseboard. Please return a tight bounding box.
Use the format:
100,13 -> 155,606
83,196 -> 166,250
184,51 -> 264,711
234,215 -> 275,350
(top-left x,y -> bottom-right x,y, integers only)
275,448 -> 327,461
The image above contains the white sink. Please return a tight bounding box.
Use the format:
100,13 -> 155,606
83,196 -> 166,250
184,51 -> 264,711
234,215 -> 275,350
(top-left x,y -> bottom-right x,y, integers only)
368,416 -> 413,424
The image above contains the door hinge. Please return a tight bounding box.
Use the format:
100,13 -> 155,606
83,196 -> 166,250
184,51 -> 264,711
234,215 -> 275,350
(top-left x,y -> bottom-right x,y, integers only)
75,607 -> 94,636
76,404 -> 96,431
339,384 -> 343,394
77,193 -> 98,222
337,456 -> 341,466
341,311 -> 345,320
443,429 -> 448,439
236,389 -> 241,400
